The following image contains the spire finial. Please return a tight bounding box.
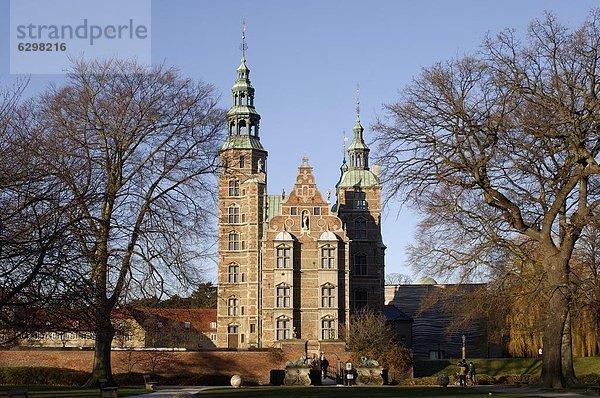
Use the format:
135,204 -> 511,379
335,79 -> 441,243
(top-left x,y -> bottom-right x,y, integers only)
241,19 -> 248,58
356,83 -> 360,121
343,131 -> 348,161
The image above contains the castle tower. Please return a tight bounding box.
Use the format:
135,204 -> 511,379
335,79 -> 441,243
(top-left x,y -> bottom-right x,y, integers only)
216,26 -> 267,348
335,91 -> 385,314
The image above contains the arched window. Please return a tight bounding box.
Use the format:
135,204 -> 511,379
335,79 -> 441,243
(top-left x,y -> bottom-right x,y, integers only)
321,316 -> 336,340
276,316 -> 291,340
228,205 -> 240,223
228,324 -> 238,333
354,253 -> 367,275
228,232 -> 240,251
276,244 -> 291,268
353,289 -> 368,310
228,263 -> 239,283
321,284 -> 335,308
276,284 -> 291,308
320,244 -> 335,269
228,297 -> 239,316
355,218 -> 367,240
228,179 -> 240,196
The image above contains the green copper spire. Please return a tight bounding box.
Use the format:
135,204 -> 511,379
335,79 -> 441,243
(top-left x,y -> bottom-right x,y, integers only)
347,84 -> 370,169
222,21 -> 263,151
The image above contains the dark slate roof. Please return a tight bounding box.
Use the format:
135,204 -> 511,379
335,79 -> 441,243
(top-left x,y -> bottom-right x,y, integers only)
384,304 -> 413,322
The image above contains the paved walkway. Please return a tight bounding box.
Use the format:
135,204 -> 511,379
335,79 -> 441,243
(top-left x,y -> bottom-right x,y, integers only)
128,384 -> 597,397
473,384 -> 594,397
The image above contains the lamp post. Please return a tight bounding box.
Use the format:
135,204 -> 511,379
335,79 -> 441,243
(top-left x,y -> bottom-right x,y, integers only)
462,334 -> 466,360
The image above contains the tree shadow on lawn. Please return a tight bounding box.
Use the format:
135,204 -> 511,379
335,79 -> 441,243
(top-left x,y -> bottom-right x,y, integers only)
196,386 -> 522,398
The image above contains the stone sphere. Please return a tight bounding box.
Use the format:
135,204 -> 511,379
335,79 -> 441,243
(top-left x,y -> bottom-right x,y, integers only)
230,374 -> 242,388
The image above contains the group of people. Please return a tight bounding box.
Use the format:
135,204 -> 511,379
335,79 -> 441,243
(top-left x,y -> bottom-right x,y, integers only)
457,359 -> 477,386
310,354 -> 330,379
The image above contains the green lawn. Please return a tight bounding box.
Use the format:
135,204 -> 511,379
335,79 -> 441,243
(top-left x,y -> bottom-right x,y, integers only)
0,385 -> 147,397
196,386 -> 523,398
414,357 -> 600,377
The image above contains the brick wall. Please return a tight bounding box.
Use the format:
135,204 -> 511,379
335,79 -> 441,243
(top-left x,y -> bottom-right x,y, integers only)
0,342 -> 354,385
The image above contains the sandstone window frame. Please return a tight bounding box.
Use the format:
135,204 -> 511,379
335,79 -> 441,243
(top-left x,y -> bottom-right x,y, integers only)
276,244 -> 291,268
276,316 -> 291,341
228,297 -> 239,316
228,232 -> 240,251
321,315 -> 336,340
320,283 -> 336,308
276,283 -> 291,308
227,263 -> 240,283
228,205 -> 240,223
228,179 -> 240,197
320,244 -> 336,269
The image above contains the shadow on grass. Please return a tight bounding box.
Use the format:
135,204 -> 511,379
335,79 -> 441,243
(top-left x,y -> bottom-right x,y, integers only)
197,386 -> 523,398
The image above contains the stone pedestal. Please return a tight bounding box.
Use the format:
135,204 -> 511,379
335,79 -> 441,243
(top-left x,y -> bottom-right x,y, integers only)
355,366 -> 384,385
284,367 -> 311,385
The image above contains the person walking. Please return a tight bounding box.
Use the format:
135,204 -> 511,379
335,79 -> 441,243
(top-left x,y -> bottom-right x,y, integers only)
468,361 -> 477,385
458,360 -> 468,386
321,356 -> 329,379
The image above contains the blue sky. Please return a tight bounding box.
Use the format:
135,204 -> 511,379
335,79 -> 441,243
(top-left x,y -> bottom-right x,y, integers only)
1,0 -> 597,283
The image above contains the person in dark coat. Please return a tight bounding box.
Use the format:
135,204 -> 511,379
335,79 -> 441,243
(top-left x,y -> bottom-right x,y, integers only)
321,357 -> 329,379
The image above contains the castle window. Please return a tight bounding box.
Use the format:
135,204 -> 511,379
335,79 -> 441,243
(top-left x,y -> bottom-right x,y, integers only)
228,233 -> 240,251
239,155 -> 245,168
227,324 -> 238,333
228,205 -> 240,223
290,207 -> 297,215
354,191 -> 366,209
313,207 -> 321,215
353,289 -> 368,309
321,284 -> 335,308
354,254 -> 367,275
320,245 -> 335,269
276,317 -> 291,340
276,245 -> 291,268
321,317 -> 336,340
184,322 -> 191,329
228,297 -> 239,316
211,333 -> 217,341
210,322 -> 217,329
228,263 -> 239,283
355,218 -> 367,240
276,285 -> 291,308
228,179 -> 240,196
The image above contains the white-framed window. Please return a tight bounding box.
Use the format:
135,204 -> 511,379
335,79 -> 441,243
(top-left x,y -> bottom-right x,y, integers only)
210,333 -> 217,341
228,297 -> 239,316
210,322 -> 217,329
228,205 -> 240,223
276,245 -> 291,268
321,317 -> 336,340
354,253 -> 367,276
354,190 -> 366,209
321,284 -> 335,308
355,218 -> 367,239
228,179 -> 240,196
228,263 -> 240,283
320,244 -> 335,269
276,285 -> 291,308
228,232 -> 240,251
276,317 -> 291,340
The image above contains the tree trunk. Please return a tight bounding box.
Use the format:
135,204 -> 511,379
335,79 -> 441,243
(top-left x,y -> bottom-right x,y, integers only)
86,308 -> 116,386
539,255 -> 569,389
561,310 -> 578,385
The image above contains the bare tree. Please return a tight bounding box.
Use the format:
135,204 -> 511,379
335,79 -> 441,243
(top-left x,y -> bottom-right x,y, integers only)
28,59 -> 224,385
0,78 -> 82,343
373,11 -> 600,388
385,273 -> 413,285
